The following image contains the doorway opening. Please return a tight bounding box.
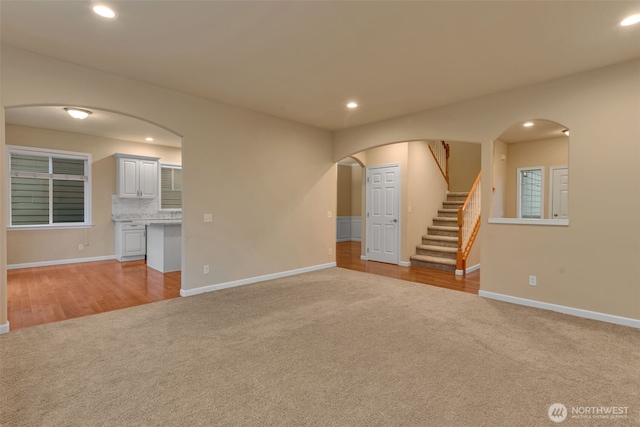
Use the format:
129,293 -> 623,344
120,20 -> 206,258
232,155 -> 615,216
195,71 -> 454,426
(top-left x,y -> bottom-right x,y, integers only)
4,105 -> 183,330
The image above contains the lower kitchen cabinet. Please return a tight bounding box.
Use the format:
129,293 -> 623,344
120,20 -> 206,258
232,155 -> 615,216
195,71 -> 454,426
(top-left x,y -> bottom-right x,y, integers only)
115,222 -> 146,261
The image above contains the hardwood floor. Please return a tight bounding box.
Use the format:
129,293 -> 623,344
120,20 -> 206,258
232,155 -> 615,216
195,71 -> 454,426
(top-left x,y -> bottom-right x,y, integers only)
8,242 -> 476,331
336,241 -> 479,294
7,260 -> 180,331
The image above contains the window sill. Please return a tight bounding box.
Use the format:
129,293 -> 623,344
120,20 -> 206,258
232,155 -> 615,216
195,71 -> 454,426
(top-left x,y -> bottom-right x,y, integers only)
7,224 -> 94,231
488,218 -> 569,226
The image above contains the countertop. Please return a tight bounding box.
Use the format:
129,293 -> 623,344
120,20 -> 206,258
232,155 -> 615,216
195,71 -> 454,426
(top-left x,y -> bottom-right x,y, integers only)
113,217 -> 182,225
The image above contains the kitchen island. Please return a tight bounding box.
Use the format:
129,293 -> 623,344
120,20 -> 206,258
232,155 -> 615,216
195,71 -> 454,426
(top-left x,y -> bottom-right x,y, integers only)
142,220 -> 182,273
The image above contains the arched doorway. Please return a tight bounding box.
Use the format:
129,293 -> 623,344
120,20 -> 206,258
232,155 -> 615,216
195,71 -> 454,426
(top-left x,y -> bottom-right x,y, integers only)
4,105 -> 184,330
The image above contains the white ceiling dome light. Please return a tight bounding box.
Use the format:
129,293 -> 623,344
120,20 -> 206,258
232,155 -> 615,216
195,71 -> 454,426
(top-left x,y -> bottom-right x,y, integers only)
620,14 -> 640,26
64,107 -> 92,120
92,5 -> 116,19
346,102 -> 358,109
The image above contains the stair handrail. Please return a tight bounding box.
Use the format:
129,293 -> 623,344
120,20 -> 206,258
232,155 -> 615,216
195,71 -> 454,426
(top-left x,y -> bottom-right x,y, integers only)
456,171 -> 481,274
428,140 -> 450,190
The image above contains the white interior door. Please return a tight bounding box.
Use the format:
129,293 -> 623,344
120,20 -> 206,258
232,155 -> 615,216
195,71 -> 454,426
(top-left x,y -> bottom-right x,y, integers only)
366,165 -> 400,264
551,167 -> 569,219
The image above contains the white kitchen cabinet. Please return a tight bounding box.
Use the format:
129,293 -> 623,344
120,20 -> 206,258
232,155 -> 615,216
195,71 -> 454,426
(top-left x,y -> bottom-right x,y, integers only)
115,222 -> 146,262
115,154 -> 159,198
146,223 -> 182,273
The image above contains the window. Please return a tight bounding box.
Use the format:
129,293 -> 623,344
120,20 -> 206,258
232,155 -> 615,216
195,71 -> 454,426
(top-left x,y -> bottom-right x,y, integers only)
517,167 -> 543,219
7,146 -> 91,228
160,163 -> 182,210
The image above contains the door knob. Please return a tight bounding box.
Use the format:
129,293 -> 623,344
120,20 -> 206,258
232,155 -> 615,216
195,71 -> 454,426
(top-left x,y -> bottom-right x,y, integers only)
392,219 -> 398,223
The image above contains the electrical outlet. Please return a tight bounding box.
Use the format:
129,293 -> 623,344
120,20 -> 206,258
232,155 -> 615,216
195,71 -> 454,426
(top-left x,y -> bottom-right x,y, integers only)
204,265 -> 210,274
529,275 -> 537,286
78,244 -> 84,251
204,213 -> 213,223
327,211 -> 332,218
328,247 -> 333,255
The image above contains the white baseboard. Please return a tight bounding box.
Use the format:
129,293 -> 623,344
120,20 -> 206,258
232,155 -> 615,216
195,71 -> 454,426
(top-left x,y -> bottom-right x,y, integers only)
479,290 -> 640,329
7,255 -> 117,270
399,261 -> 411,267
180,262 -> 337,297
360,255 -> 368,261
455,263 -> 480,276
0,321 -> 10,335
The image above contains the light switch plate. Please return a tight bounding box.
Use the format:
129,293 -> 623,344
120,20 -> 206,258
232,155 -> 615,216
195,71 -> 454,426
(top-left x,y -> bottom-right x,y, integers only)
204,214 -> 213,223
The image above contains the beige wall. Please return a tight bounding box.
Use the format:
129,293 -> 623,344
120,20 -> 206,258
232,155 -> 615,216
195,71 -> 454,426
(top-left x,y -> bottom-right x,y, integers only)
5,124 -> 181,265
350,165 -> 362,217
491,139 -> 508,217
0,46 -> 336,328
407,141 -> 449,261
447,140 -> 481,192
503,136 -> 569,218
336,164 -> 352,217
334,58 -> 640,321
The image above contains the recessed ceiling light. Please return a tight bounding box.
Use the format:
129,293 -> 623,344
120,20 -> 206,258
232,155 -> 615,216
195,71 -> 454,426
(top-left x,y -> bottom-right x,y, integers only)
145,137 -> 154,142
93,5 -> 116,19
64,108 -> 92,120
562,130 -> 570,136
346,102 -> 358,109
620,14 -> 640,26
523,122 -> 534,127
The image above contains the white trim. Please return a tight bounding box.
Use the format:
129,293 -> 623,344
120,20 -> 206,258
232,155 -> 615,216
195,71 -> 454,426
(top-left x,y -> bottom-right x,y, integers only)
488,218 -> 569,226
7,255 -> 116,270
337,162 -> 360,167
399,261 -> 411,267
6,144 -> 92,228
180,262 -> 336,297
8,224 -> 95,231
478,291 -> 640,329
0,322 -> 10,335
360,255 -> 368,261
365,163 -> 401,265
455,263 -> 480,276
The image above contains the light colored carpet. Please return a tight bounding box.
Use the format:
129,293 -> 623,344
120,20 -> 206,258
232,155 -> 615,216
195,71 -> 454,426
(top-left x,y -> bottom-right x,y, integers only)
1,267 -> 638,426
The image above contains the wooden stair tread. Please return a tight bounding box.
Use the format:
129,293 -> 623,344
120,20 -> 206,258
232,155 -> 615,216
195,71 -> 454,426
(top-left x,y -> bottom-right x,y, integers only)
447,192 -> 469,196
410,255 -> 456,265
428,226 -> 458,231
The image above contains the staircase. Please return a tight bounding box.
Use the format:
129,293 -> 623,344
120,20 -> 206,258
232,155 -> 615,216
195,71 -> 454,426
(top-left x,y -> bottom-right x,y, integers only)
410,192 -> 468,272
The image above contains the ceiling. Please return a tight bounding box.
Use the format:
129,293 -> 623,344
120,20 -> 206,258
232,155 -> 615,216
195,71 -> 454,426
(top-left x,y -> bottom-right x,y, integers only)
498,120 -> 567,143
1,1 -> 640,133
5,106 -> 182,147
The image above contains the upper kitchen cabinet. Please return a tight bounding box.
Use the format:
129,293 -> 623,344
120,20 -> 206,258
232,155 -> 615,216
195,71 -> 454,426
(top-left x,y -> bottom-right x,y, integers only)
115,153 -> 159,198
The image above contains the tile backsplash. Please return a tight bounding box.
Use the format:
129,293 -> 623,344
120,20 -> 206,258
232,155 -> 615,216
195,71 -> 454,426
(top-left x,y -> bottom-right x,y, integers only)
111,195 -> 182,221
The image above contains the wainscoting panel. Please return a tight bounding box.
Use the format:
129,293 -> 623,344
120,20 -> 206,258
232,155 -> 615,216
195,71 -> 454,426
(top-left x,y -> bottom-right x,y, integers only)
337,216 -> 362,242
